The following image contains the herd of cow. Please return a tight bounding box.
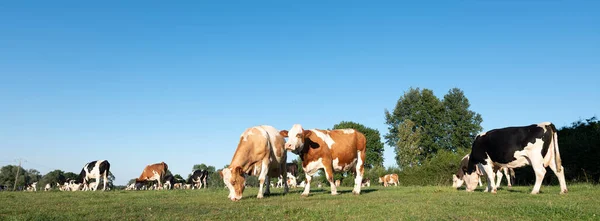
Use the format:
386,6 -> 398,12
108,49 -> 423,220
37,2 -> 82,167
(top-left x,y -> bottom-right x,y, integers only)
14,122 -> 569,202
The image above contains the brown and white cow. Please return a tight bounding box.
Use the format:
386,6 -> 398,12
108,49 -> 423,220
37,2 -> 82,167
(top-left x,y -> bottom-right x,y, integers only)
280,124 -> 367,196
219,125 -> 288,201
378,174 -> 399,187
135,162 -> 168,189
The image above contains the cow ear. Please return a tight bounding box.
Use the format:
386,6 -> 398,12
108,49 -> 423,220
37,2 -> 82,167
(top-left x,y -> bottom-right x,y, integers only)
234,166 -> 244,175
218,170 -> 223,178
279,130 -> 289,137
303,130 -> 312,137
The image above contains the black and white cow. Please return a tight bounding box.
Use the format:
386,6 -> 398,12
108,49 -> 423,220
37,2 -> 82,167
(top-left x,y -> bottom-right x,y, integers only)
464,122 -> 567,194
77,160 -> 111,191
189,169 -> 209,189
163,174 -> 175,190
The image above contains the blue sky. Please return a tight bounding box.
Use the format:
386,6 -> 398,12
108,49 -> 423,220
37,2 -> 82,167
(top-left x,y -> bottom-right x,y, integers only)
1,1 -> 598,185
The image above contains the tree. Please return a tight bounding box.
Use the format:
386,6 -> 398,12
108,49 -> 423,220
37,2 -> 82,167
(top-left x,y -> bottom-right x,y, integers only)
442,88 -> 483,151
26,169 -> 42,184
192,164 -> 216,173
0,165 -> 27,188
40,170 -> 66,187
63,172 -> 79,181
332,121 -> 385,169
385,87 -> 483,164
395,119 -> 423,169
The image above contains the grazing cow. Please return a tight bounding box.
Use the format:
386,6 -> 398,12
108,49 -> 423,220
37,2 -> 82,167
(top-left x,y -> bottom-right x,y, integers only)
77,160 -> 111,191
136,162 -> 168,190
334,180 -> 340,187
173,183 -> 182,189
361,179 -> 370,187
26,182 -> 38,191
378,174 -> 399,187
464,122 -> 567,194
286,163 -> 299,177
44,183 -> 51,191
190,170 -> 209,189
163,174 -> 175,190
219,125 -> 288,201
280,124 -> 367,196
287,172 -> 297,188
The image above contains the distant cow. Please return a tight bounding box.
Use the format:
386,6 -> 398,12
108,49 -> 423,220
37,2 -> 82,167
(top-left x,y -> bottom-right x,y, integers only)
163,174 -> 175,190
136,162 -> 168,189
463,122 -> 567,194
334,180 -> 340,187
77,160 -> 111,191
378,174 -> 399,187
27,182 -> 38,191
44,183 -> 51,191
361,179 -> 370,187
220,125 -> 288,201
287,172 -> 297,188
286,163 -> 299,177
280,124 -> 367,196
189,170 -> 209,189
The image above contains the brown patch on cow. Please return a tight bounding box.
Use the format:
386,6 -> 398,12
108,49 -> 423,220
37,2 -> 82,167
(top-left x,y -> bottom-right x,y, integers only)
136,162 -> 168,184
280,130 -> 288,137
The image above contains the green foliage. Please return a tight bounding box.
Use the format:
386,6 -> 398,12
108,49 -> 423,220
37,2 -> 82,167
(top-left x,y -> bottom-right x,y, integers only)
293,158 -> 305,182
332,121 -> 385,169
385,87 -> 483,167
392,149 -> 470,186
442,88 -> 483,151
40,170 -> 66,188
395,119 -> 423,168
193,164 -> 216,173
0,165 -> 27,189
63,172 -> 79,181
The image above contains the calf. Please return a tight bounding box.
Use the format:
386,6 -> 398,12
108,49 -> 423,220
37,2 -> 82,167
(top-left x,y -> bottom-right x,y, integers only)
378,174 -> 399,187
280,124 -> 367,196
464,122 -> 567,194
220,125 -> 288,201
136,162 -> 168,190
77,160 -> 111,191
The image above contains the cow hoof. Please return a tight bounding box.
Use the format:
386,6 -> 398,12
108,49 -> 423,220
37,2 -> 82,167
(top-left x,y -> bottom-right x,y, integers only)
257,195 -> 264,199
331,192 -> 339,196
352,191 -> 360,195
560,189 -> 568,194
301,193 -> 309,197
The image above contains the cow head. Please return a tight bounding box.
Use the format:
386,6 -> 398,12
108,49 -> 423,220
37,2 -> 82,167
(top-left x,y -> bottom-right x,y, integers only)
280,124 -> 312,154
378,177 -> 384,183
452,174 -> 464,189
463,165 -> 483,192
220,166 -> 245,201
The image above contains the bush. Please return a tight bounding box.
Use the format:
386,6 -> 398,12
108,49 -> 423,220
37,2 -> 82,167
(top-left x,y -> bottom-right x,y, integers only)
393,148 -> 469,186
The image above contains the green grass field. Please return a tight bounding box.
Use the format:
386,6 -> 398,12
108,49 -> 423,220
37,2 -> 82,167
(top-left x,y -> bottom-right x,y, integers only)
1,184 -> 599,221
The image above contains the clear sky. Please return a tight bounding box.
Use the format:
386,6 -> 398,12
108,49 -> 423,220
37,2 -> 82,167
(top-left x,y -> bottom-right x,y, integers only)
1,1 -> 598,185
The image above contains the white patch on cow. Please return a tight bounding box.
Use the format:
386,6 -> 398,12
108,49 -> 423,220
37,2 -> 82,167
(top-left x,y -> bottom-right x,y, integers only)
332,158 -> 343,171
311,129 -> 335,149
255,126 -> 269,139
340,129 -> 354,134
304,158 -> 324,176
478,131 -> 487,136
221,168 -> 237,200
353,150 -> 364,194
343,158 -> 358,171
285,124 -> 304,151
538,121 -> 552,126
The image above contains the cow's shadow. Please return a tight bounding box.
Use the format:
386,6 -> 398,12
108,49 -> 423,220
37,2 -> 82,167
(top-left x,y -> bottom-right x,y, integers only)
262,187 -> 377,197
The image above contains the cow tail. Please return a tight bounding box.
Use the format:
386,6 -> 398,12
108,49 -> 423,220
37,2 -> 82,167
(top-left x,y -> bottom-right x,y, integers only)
552,124 -> 562,173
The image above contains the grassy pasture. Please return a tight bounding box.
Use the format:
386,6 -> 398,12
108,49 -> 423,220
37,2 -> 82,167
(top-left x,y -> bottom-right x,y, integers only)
0,184 -> 598,220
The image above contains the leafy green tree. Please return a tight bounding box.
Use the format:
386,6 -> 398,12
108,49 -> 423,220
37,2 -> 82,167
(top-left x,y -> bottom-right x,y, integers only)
442,88 -> 483,151
385,87 -> 483,164
332,121 -> 385,169
0,165 -> 27,189
385,87 -> 447,157
40,170 -> 66,188
192,164 -> 215,173
63,172 -> 79,181
395,119 -> 423,168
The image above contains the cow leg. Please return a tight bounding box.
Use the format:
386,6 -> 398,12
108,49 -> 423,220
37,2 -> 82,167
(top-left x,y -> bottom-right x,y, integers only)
549,162 -> 568,194
478,176 -> 483,187
495,169 -> 503,189
265,175 -> 271,196
353,150 -> 365,195
257,160 -> 269,198
504,168 -> 512,188
323,164 -> 338,195
282,167 -> 289,194
301,174 -> 312,197
480,163 -> 497,193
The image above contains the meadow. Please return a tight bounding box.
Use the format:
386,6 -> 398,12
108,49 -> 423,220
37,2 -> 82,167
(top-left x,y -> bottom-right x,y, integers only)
1,184 -> 599,221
